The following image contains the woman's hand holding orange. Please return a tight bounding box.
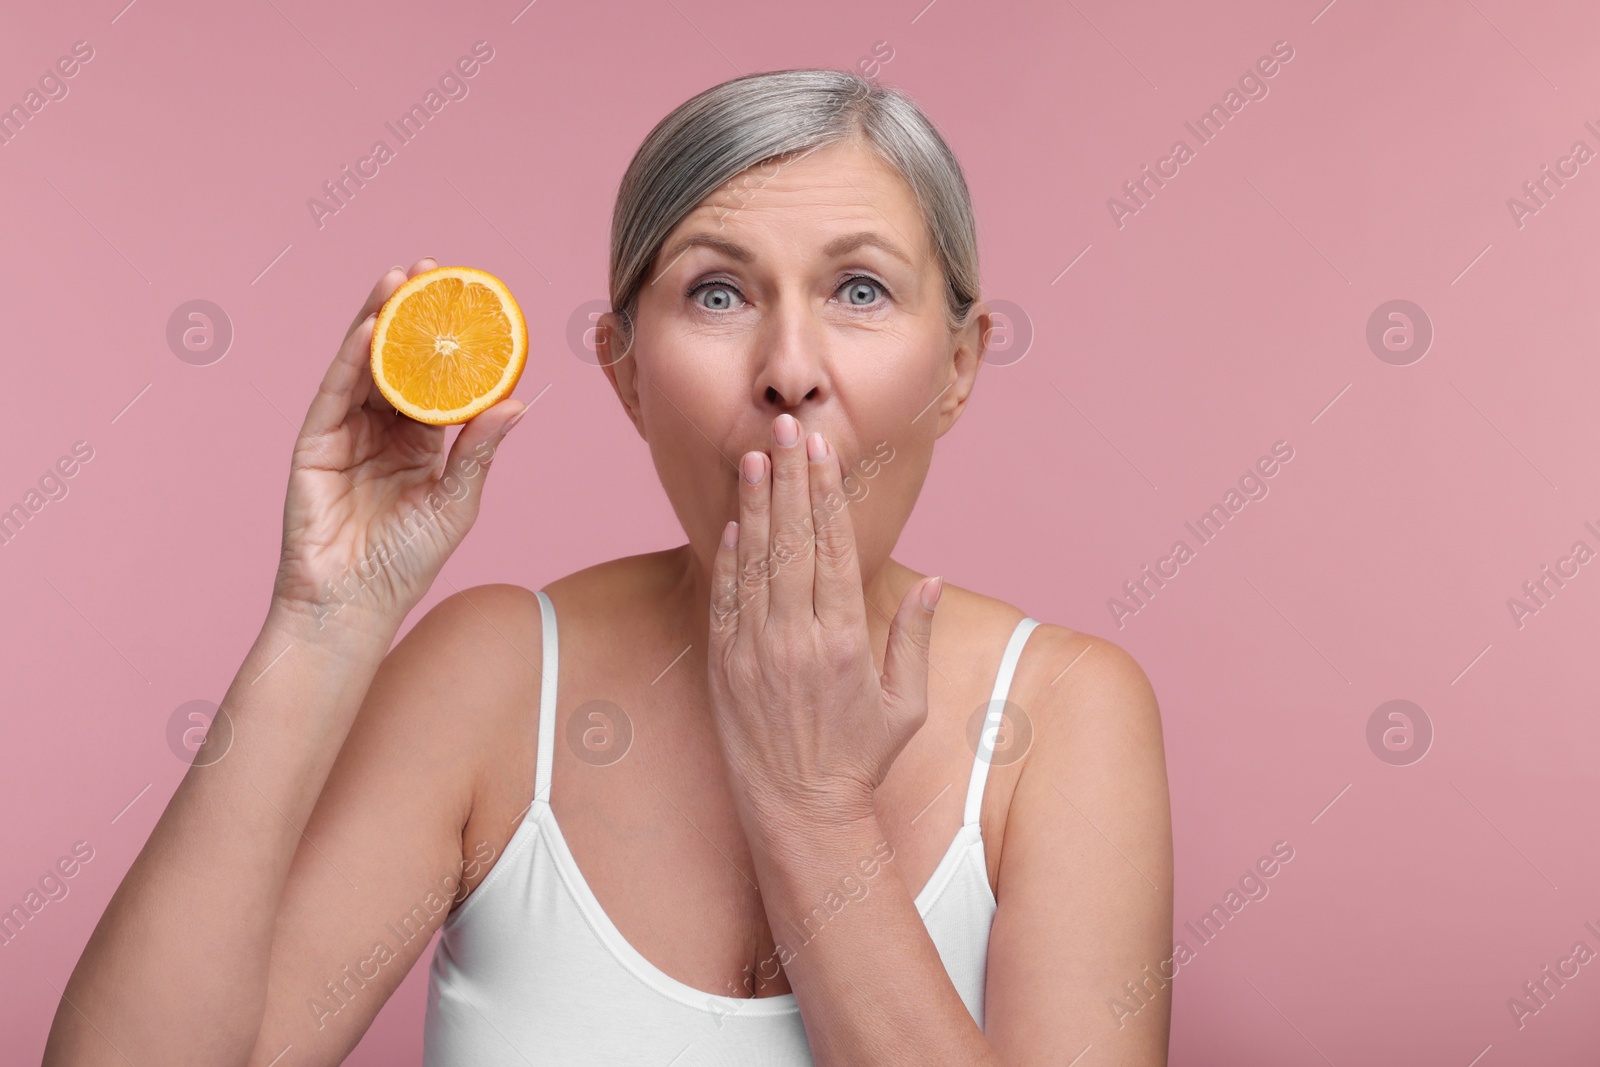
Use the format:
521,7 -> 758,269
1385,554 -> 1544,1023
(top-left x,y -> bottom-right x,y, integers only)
271,259 -> 528,638
707,413 -> 944,841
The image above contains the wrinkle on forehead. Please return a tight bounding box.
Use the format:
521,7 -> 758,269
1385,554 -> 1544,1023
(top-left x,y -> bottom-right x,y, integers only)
676,142 -> 937,272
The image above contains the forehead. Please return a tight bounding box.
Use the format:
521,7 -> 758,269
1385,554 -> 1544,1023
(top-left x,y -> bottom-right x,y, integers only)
669,139 -> 933,262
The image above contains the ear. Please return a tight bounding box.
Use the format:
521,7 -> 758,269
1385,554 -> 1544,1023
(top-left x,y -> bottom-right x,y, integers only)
596,311 -> 646,440
933,301 -> 989,439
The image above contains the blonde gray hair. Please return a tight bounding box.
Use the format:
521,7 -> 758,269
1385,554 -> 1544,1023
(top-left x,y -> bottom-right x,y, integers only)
607,67 -> 980,353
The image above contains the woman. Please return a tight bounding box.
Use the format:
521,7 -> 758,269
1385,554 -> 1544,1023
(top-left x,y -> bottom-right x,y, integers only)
47,68 -> 1172,1065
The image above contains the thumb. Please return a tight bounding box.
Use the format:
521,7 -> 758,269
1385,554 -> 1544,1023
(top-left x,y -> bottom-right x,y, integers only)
439,398 -> 527,516
881,575 -> 942,735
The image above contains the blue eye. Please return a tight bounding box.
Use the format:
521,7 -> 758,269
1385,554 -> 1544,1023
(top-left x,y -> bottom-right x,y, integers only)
840,276 -> 887,306
689,281 -> 742,311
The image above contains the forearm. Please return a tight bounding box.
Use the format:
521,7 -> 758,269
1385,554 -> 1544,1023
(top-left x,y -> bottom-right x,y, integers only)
45,603 -> 397,1066
747,809 -> 1000,1067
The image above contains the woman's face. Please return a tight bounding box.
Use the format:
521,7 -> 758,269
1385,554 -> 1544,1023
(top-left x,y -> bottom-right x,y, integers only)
600,138 -> 988,584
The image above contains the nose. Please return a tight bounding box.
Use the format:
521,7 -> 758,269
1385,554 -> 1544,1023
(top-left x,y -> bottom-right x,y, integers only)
750,296 -> 829,413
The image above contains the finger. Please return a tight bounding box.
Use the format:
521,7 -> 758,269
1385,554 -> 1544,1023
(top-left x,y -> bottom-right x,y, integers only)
347,265 -> 405,336
433,396 -> 528,530
342,266 -> 409,414
709,518 -> 742,657
357,260 -> 434,414
881,576 -> 941,738
302,310 -> 380,441
808,431 -> 867,632
736,448 -> 771,633
363,376 -> 398,418
766,412 -> 814,628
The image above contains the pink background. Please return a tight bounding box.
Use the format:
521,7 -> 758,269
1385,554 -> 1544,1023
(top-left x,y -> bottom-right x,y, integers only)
2,0 -> 1597,1063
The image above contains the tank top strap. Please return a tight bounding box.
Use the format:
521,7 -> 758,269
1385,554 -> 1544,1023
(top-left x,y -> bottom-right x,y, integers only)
962,615 -> 1041,827
533,589 -> 560,806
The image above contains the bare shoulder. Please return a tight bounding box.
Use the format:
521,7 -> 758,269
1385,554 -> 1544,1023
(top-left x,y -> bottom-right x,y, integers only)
969,596 -> 1174,1062
398,549 -> 677,747
1019,623 -> 1163,749
397,582 -> 546,696
1026,631 -> 1164,828
934,582 -> 1159,724
977,595 -> 1171,895
934,581 -> 1165,799
395,554 -> 675,892
382,583 -> 547,799
400,545 -> 676,701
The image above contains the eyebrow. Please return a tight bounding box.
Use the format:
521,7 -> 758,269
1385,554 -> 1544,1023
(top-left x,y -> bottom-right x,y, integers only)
823,231 -> 915,267
658,229 -> 915,272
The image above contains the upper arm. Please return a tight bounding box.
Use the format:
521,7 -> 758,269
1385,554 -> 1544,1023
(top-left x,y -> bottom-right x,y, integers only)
984,626 -> 1173,1066
246,583 -> 542,1066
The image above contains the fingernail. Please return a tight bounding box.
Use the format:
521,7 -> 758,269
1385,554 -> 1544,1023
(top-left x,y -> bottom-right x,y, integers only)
774,414 -> 799,448
807,432 -> 827,463
721,520 -> 739,549
921,576 -> 944,612
742,452 -> 766,485
502,404 -> 529,435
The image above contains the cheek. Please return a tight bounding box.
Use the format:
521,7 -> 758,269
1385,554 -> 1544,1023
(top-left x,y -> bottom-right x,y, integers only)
634,348 -> 746,523
880,331 -> 952,407
638,334 -> 745,439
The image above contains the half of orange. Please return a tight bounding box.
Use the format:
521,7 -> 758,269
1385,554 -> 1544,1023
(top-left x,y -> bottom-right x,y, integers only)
371,265 -> 527,425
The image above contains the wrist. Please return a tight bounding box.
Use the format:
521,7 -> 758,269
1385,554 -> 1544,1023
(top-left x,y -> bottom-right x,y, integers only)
746,807 -> 892,922
744,781 -> 880,843
264,593 -> 402,656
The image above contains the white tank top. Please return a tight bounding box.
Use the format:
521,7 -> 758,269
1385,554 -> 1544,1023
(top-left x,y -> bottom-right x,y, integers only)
423,589 -> 1039,1065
